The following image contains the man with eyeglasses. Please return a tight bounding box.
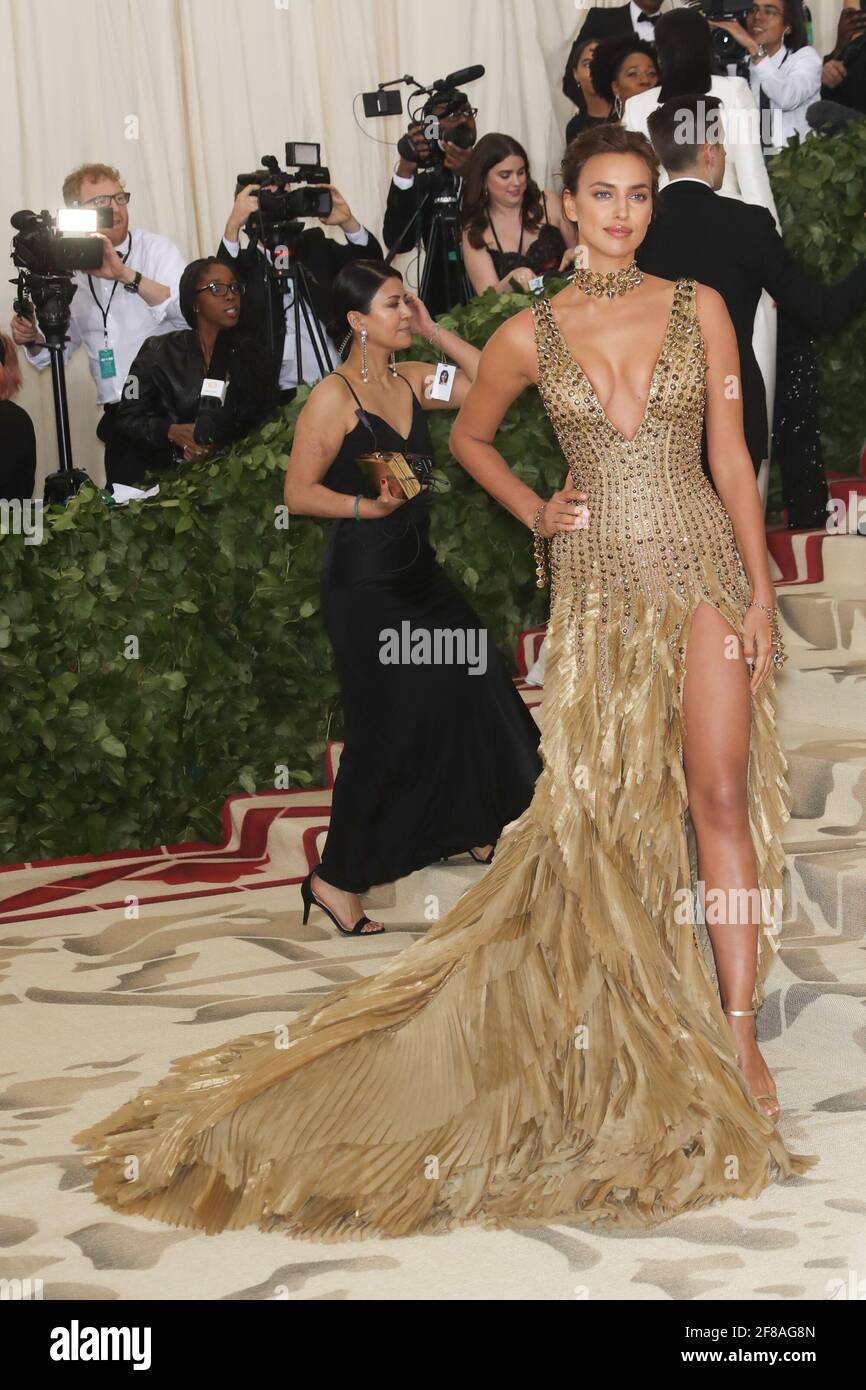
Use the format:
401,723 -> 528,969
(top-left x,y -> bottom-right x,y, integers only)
709,2 -> 822,153
10,162 -> 187,485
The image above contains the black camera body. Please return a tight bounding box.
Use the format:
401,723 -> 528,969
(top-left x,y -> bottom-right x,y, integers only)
236,146 -> 332,227
11,207 -> 111,276
692,0 -> 754,68
396,100 -> 475,172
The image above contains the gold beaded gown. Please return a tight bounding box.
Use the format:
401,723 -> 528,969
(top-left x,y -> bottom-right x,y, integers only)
74,278 -> 817,1240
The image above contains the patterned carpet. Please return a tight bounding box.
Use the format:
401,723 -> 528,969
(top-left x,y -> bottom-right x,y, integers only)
1,504 -> 864,1300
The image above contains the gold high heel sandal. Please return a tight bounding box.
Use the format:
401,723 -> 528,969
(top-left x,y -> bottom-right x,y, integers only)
723,1007 -> 780,1118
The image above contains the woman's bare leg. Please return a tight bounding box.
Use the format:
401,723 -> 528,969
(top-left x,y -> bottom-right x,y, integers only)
681,601 -> 780,1118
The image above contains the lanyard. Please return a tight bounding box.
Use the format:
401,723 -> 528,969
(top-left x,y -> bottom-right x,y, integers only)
87,232 -> 133,343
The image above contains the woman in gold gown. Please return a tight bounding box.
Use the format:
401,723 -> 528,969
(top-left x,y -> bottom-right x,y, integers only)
73,124 -> 817,1241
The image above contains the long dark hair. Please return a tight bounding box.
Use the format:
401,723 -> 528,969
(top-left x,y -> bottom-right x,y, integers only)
654,9 -> 714,101
460,133 -> 546,251
327,259 -> 404,361
562,35 -> 597,107
781,0 -> 809,51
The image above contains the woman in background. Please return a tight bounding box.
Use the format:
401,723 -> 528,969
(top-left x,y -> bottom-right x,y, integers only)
590,36 -> 658,122
283,260 -> 543,937
115,257 -> 276,484
0,333 -> 36,502
563,37 -> 615,144
461,134 -> 578,296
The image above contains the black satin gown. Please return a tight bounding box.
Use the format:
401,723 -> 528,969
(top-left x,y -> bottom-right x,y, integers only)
316,371 -> 542,893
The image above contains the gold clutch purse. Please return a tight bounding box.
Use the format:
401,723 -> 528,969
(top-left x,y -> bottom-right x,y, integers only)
357,451 -> 423,499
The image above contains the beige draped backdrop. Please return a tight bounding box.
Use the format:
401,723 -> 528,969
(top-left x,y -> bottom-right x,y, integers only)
0,0 -> 838,488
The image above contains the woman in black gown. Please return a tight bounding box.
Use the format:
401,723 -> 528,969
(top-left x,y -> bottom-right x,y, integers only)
284,260 -> 542,937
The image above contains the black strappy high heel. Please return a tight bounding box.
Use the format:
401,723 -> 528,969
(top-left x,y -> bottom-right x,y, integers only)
441,845 -> 496,866
300,869 -> 385,937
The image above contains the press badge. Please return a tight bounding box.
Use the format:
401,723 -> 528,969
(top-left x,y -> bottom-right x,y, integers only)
98,348 -> 117,379
429,363 -> 456,401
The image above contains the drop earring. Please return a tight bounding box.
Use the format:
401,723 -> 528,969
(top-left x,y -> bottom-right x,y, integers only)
388,351 -> 398,376
614,94 -> 623,119
360,328 -> 368,383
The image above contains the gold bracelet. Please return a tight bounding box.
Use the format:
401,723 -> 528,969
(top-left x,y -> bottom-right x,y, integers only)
748,599 -> 787,668
532,503 -> 549,588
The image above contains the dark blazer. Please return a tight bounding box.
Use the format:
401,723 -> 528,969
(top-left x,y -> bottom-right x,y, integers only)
217,225 -> 383,383
636,179 -> 866,473
822,34 -> 866,113
115,328 -> 277,483
383,172 -> 466,319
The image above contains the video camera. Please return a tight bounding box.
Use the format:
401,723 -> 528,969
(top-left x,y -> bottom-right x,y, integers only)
692,0 -> 754,69
235,145 -> 332,229
8,205 -> 113,499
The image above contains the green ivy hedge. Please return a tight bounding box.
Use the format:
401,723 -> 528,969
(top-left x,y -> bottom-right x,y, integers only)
766,117 -> 866,507
2,121 -> 863,864
0,289 -> 570,864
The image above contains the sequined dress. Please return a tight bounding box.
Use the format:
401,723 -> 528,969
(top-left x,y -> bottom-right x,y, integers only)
72,278 -> 817,1242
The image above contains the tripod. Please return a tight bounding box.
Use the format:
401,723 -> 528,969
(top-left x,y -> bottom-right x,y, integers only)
13,272 -> 91,505
386,168 -> 473,315
254,221 -> 336,387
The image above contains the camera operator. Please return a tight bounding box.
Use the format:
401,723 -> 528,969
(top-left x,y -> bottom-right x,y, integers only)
9,163 -> 187,484
218,176 -> 382,402
383,89 -> 478,318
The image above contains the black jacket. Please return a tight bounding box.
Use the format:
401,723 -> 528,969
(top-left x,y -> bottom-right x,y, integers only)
636,180 -> 866,472
383,172 -> 466,319
115,328 -> 277,480
0,400 -> 36,502
217,224 -> 382,383
821,34 -> 866,113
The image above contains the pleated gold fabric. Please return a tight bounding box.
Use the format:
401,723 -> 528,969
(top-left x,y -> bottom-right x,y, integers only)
73,278 -> 818,1241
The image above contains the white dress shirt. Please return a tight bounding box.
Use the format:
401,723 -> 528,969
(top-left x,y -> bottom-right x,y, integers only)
24,229 -> 187,406
629,0 -> 660,42
748,43 -> 822,152
221,225 -> 369,389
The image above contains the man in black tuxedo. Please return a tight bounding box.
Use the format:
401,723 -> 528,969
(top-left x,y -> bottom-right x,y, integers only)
637,92 -> 866,524
383,89 -> 477,320
218,179 -> 382,401
563,1 -> 665,130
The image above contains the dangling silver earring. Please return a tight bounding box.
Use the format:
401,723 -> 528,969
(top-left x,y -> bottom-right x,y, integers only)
360,328 -> 368,383
614,94 -> 623,120
388,351 -> 398,376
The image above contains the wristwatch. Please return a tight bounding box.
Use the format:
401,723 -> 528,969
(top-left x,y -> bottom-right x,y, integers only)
123,270 -> 143,294
751,42 -> 768,61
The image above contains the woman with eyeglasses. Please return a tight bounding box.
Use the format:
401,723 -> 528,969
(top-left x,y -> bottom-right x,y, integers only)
115,257 -> 277,484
